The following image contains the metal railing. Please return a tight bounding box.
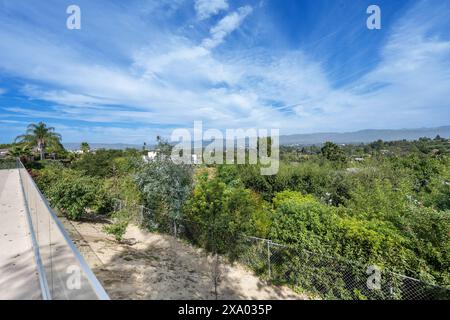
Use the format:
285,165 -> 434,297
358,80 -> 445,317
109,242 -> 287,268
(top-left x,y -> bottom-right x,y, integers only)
15,159 -> 109,300
113,198 -> 450,300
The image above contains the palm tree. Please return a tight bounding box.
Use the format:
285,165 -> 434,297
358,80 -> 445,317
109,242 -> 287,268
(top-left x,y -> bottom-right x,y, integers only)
15,122 -> 62,160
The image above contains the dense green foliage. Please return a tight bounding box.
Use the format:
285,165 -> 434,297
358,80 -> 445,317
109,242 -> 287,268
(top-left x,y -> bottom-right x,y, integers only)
28,133 -> 450,296
35,163 -> 109,220
184,172 -> 271,257
33,149 -> 141,220
0,143 -> 12,149
214,141 -> 450,288
136,157 -> 193,223
72,149 -> 140,178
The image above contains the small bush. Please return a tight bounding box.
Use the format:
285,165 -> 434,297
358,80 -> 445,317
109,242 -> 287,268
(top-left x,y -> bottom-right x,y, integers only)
103,220 -> 129,242
103,209 -> 131,242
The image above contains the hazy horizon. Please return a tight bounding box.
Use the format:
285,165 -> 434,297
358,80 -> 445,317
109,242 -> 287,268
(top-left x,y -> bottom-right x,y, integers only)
52,125 -> 450,150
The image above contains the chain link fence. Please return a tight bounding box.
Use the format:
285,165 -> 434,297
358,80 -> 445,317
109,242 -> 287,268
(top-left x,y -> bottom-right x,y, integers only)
239,236 -> 449,300
111,198 -> 449,300
0,158 -> 17,170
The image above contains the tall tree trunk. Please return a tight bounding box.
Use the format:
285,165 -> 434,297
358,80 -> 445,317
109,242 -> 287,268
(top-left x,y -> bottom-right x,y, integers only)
39,142 -> 44,160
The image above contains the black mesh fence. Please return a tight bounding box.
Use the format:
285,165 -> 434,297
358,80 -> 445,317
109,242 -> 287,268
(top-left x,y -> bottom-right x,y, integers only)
0,158 -> 17,170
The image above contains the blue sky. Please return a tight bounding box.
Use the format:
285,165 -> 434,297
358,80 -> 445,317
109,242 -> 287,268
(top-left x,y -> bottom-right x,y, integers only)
0,0 -> 450,143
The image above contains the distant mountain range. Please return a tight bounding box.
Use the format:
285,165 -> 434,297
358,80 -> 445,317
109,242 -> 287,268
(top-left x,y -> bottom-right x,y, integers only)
279,126 -> 450,145
63,126 -> 450,150
63,142 -> 141,151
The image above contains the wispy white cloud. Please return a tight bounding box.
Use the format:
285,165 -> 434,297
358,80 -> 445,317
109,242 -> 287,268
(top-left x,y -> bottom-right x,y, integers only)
0,0 -> 449,143
202,6 -> 253,49
0,119 -> 21,124
50,123 -> 168,144
195,0 -> 229,20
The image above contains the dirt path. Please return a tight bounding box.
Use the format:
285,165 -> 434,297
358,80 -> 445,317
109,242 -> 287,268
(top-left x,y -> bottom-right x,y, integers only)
61,216 -> 307,300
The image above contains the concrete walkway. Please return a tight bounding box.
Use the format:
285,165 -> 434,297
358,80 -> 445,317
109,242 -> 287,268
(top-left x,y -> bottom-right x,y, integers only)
0,169 -> 42,300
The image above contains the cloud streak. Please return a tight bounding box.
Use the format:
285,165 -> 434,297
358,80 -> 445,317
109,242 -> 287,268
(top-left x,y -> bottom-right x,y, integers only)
195,0 -> 229,20
202,5 -> 253,49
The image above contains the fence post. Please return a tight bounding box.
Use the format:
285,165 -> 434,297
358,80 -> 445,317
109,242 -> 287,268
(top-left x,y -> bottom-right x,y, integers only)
388,273 -> 396,299
173,219 -> 177,238
267,240 -> 271,279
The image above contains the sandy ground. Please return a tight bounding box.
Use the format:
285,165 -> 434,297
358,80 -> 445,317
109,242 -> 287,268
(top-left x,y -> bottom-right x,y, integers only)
61,216 -> 307,300
0,169 -> 42,300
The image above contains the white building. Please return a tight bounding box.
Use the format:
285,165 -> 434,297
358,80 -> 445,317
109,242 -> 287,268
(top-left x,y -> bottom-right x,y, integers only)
0,149 -> 9,158
142,151 -> 158,163
191,154 -> 200,165
142,150 -> 200,165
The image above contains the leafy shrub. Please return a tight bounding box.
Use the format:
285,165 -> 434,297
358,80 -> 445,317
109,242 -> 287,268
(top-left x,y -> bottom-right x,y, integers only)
35,166 -> 109,220
72,149 -> 139,178
103,210 -> 130,242
135,156 -> 193,225
321,142 -> 347,163
104,221 -> 129,242
270,191 -> 338,254
396,206 -> 450,285
184,174 -> 267,258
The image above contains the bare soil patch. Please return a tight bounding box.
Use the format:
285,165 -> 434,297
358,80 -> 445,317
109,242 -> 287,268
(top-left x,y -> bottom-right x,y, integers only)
61,216 -> 308,300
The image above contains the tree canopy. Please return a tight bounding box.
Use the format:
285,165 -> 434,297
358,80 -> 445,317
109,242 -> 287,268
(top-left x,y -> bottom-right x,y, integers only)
15,122 -> 62,160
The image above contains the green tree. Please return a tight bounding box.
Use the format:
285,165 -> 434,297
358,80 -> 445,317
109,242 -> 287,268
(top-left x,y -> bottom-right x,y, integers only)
8,144 -> 32,159
15,122 -> 62,160
155,136 -> 173,158
72,149 -> 129,177
135,140 -> 193,230
46,140 -> 67,159
80,142 -> 90,154
184,175 -> 260,256
321,142 -> 346,163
